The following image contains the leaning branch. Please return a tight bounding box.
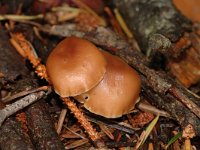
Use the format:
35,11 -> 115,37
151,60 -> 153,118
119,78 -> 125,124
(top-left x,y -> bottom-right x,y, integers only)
0,90 -> 47,126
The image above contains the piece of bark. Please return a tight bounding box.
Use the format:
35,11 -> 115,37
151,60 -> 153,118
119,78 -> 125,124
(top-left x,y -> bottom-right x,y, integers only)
39,24 -> 200,136
26,101 -> 65,150
168,35 -> 200,87
0,118 -> 35,150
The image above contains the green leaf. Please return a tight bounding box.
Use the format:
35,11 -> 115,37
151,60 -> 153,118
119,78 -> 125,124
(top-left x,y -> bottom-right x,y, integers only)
165,131 -> 182,149
141,115 -> 159,145
136,115 -> 160,149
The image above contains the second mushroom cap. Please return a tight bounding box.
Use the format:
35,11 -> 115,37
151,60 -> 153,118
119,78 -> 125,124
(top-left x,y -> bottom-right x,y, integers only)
75,51 -> 141,118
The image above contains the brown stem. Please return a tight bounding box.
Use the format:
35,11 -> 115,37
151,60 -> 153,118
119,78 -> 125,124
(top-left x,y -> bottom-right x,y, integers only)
62,97 -> 106,148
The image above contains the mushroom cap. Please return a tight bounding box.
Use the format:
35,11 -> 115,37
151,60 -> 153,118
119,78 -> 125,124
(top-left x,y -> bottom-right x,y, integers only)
46,37 -> 107,97
75,51 -> 141,118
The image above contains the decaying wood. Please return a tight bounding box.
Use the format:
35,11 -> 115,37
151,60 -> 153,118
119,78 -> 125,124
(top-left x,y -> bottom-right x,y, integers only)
168,36 -> 200,87
0,118 -> 35,150
26,101 -> 65,150
39,24 -> 200,136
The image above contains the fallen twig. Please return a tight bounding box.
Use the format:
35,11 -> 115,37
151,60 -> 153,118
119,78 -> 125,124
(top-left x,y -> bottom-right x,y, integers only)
0,14 -> 43,21
56,109 -> 67,134
0,90 -> 49,127
2,86 -> 50,103
84,110 -> 138,134
65,138 -> 89,150
137,102 -> 170,118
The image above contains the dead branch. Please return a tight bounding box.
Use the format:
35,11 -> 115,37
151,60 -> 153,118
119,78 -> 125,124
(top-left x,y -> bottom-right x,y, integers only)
2,86 -> 49,103
0,90 -> 46,126
0,118 -> 35,150
26,100 -> 65,150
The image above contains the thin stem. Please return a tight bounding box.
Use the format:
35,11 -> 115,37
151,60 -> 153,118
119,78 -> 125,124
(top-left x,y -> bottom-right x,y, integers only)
62,97 -> 106,148
0,14 -> 43,21
56,109 -> 67,134
114,8 -> 133,38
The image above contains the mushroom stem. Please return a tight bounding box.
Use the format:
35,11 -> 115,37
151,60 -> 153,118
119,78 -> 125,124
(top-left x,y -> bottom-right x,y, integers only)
62,97 -> 106,148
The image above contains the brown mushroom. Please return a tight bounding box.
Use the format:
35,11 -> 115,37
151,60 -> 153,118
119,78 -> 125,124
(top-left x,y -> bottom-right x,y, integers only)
75,51 -> 141,118
46,36 -> 107,97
